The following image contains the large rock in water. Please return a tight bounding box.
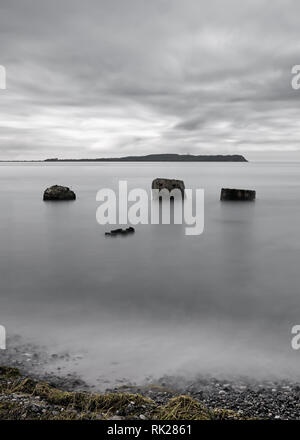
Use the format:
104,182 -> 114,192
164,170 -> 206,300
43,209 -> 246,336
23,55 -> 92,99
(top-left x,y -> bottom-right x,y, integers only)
152,178 -> 185,197
43,185 -> 76,201
220,188 -> 256,201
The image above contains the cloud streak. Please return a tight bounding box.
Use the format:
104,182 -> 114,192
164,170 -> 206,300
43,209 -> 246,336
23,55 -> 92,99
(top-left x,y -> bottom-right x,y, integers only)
0,0 -> 300,159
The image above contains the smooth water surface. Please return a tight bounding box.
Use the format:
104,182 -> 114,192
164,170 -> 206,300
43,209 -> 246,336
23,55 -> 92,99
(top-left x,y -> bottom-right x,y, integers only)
0,162 -> 300,386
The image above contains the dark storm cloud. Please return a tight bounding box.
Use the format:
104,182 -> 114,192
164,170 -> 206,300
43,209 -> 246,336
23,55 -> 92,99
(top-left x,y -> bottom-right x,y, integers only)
0,0 -> 300,159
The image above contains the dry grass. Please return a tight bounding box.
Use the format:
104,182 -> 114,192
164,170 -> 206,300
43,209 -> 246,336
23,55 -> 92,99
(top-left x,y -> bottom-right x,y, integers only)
0,366 -> 248,420
153,395 -> 213,420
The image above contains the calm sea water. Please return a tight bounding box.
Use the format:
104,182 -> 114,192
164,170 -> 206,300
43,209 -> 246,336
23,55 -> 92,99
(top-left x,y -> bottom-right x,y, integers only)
0,161 -> 300,386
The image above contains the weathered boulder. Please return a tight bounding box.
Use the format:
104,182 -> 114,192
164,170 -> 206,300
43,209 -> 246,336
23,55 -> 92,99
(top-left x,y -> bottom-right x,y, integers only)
220,188 -> 256,201
43,185 -> 76,201
152,178 -> 185,197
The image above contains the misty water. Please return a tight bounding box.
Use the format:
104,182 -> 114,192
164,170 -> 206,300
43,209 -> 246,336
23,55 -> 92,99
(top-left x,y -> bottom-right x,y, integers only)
1,161 -> 300,388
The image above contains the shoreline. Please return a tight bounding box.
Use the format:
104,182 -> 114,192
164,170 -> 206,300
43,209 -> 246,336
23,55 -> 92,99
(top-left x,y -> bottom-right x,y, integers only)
0,337 -> 299,420
0,366 -> 248,420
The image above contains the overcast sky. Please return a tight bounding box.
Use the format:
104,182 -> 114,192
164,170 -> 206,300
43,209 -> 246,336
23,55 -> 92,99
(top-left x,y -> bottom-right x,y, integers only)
0,0 -> 300,160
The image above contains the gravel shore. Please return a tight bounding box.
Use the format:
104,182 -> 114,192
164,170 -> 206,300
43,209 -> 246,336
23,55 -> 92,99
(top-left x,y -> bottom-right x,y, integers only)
1,336 -> 299,420
116,376 -> 300,420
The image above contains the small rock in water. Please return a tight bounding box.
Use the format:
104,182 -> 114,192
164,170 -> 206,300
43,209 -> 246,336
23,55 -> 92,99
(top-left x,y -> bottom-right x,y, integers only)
105,227 -> 135,237
152,178 -> 185,198
126,227 -> 135,233
220,188 -> 256,201
111,228 -> 123,235
43,185 -> 76,201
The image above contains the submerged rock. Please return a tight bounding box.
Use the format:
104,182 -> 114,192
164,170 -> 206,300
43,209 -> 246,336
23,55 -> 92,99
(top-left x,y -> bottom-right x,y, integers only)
43,185 -> 76,201
152,178 -> 185,197
220,188 -> 256,201
105,227 -> 135,237
110,228 -> 123,235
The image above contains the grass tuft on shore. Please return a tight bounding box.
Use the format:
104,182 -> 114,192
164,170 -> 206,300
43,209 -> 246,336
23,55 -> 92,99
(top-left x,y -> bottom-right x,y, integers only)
0,366 -> 247,420
153,395 -> 213,420
33,381 -> 154,414
0,366 -> 20,379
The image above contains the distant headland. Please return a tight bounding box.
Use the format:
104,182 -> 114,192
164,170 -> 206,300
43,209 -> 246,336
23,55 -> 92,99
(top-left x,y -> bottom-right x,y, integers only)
44,154 -> 248,162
